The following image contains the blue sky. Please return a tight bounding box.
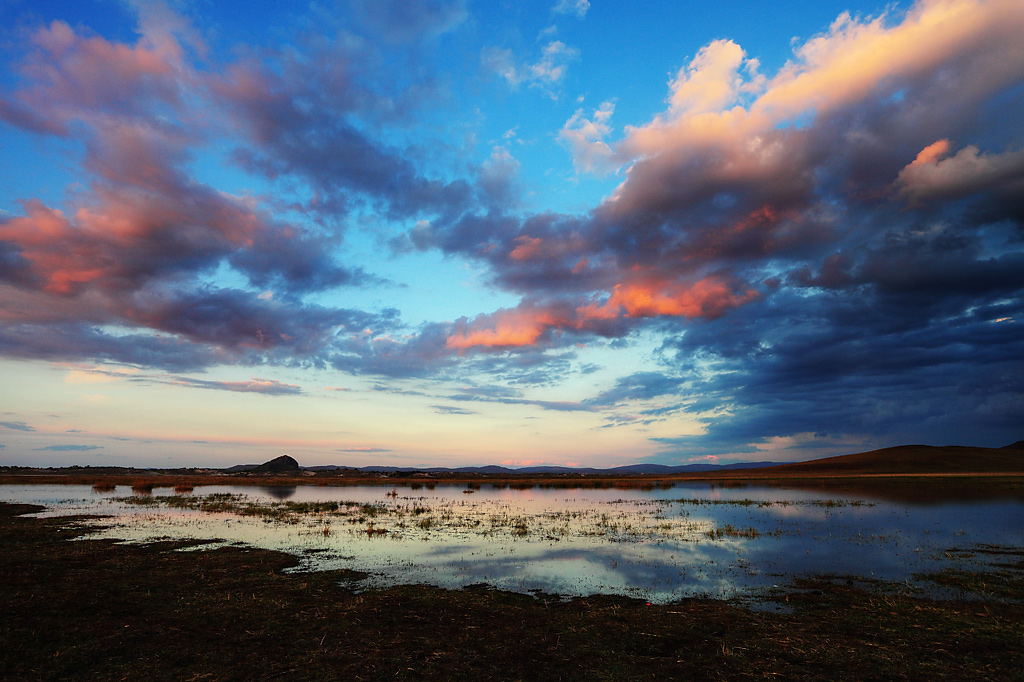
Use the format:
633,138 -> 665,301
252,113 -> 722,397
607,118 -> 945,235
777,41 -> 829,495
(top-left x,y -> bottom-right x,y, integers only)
1,0 -> 1022,468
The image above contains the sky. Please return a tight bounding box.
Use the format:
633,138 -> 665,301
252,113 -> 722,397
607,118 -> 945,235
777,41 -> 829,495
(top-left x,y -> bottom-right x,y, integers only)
0,0 -> 1022,469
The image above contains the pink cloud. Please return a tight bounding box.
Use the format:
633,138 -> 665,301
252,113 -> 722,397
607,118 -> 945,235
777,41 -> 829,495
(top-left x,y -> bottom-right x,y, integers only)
6,19 -> 187,131
578,277 -> 759,322
447,304 -> 571,350
505,232 -> 589,264
896,140 -> 1024,204
446,275 -> 759,351
509,236 -> 545,261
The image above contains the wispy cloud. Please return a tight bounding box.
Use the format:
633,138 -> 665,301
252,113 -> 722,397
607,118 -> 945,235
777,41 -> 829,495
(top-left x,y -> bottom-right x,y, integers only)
0,421 -> 35,432
482,41 -> 579,96
553,0 -> 589,19
170,377 -> 303,396
433,405 -> 478,415
447,386 -> 589,412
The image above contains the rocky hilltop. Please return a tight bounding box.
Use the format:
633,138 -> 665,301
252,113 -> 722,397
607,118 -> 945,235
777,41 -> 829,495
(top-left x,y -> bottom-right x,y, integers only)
250,455 -> 300,474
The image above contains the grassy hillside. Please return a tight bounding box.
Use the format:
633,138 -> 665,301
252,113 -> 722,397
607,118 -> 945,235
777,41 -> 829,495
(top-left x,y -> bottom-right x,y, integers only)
763,443 -> 1024,476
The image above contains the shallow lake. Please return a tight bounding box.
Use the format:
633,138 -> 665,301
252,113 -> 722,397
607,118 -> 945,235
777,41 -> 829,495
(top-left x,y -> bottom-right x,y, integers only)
4,481 -> 1023,604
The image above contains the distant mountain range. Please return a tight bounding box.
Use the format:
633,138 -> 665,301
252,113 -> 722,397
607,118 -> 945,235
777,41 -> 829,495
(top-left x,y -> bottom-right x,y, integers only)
224,440 -> 1024,477
225,461 -> 781,475
7,441 -> 1020,479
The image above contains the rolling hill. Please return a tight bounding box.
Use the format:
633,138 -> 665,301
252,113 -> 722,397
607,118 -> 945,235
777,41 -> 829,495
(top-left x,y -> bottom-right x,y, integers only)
760,442 -> 1024,476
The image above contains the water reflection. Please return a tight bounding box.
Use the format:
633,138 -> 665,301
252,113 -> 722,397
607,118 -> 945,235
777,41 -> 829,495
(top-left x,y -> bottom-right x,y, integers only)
2,482 -> 1021,603
259,486 -> 297,500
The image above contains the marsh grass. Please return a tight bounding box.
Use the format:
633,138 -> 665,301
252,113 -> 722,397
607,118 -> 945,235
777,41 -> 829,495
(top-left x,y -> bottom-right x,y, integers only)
706,525 -> 763,540
103,491 -> 891,550
92,481 -> 116,493
119,494 -> 362,521
676,498 -> 876,509
3,501 -> 1024,682
918,546 -> 1024,601
364,521 -> 388,536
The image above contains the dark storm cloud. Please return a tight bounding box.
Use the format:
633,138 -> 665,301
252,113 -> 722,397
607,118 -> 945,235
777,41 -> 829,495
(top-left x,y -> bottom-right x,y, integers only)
650,282 -> 1024,457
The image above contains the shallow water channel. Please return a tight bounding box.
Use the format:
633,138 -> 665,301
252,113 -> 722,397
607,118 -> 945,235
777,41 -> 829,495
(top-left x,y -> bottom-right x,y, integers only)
4,482 -> 1023,604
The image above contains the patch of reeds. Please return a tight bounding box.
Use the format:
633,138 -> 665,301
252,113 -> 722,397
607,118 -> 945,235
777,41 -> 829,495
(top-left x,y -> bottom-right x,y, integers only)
92,481 -> 117,493
118,495 -> 160,506
130,481 -> 155,495
285,501 -> 341,514
173,484 -> 194,494
706,524 -> 762,540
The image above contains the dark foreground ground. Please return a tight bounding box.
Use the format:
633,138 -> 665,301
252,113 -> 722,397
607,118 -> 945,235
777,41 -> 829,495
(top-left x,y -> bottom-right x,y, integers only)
2,502 -> 1023,682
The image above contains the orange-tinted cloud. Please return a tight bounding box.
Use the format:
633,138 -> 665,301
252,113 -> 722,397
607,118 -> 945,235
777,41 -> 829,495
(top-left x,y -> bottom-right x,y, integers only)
509,236 -> 545,261
896,140 -> 1024,205
447,276 -> 759,351
446,305 -> 571,350
578,277 -> 759,323
615,0 -> 1024,161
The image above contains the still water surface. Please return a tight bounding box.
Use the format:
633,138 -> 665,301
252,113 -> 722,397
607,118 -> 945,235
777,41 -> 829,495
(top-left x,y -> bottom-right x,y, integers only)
4,482 -> 1022,603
